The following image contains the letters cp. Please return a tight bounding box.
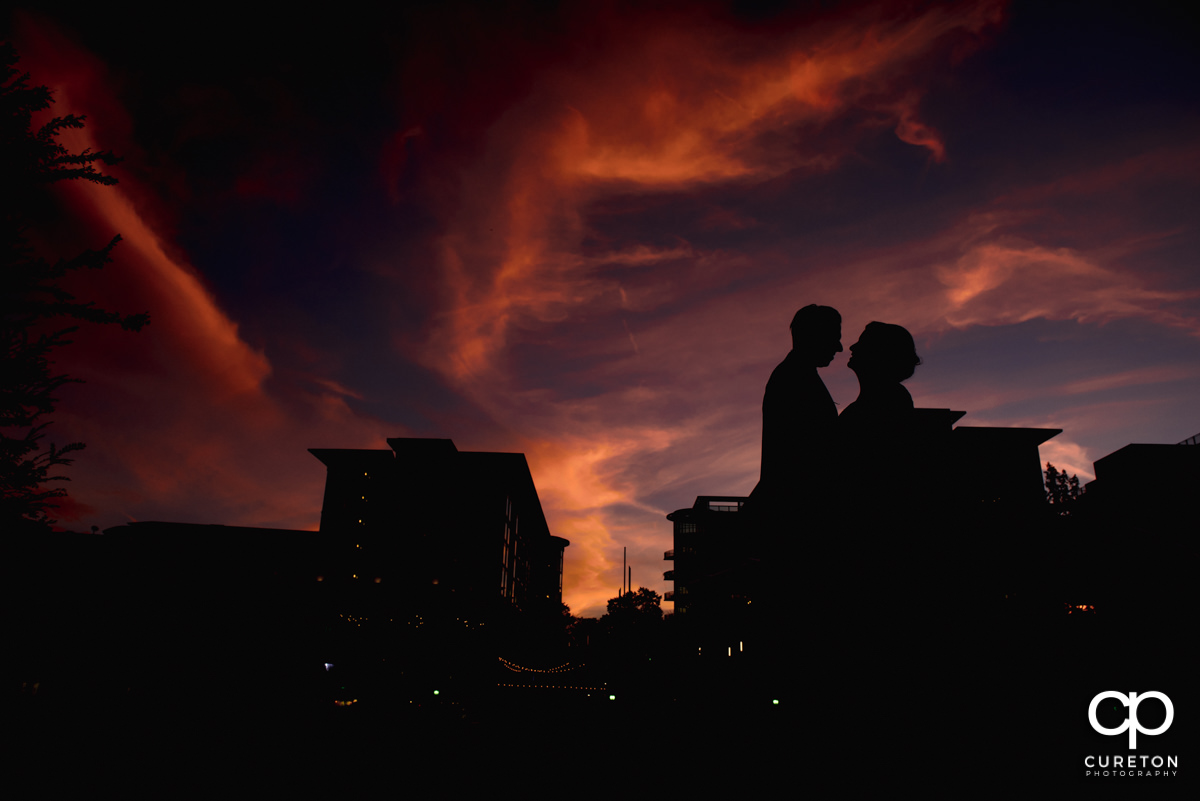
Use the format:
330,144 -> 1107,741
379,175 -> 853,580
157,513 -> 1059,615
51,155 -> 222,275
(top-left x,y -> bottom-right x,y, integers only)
1088,691 -> 1174,749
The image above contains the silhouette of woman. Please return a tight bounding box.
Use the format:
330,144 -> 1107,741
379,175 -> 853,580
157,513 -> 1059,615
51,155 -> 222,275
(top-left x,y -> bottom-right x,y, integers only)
836,322 -> 924,583
828,323 -> 927,748
836,323 -> 987,782
837,321 -> 926,535
834,322 -> 972,774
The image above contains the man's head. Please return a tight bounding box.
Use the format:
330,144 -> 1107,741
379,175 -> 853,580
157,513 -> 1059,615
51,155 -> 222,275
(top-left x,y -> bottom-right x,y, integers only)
790,304 -> 842,367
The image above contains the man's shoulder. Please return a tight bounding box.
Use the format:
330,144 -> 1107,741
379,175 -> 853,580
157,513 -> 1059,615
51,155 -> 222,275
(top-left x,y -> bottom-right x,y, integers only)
766,352 -> 825,389
764,353 -> 834,410
765,351 -> 806,386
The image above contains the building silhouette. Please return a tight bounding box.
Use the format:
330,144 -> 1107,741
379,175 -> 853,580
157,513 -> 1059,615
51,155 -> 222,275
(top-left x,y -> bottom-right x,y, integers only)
663,496 -> 751,660
10,437 -> 569,718
310,437 -> 567,619
660,414 -> 1199,708
662,410 -> 1062,664
1069,431 -> 1199,626
309,437 -> 570,680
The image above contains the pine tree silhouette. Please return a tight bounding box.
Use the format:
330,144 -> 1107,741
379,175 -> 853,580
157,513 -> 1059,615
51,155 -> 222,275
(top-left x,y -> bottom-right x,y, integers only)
1,43 -> 148,533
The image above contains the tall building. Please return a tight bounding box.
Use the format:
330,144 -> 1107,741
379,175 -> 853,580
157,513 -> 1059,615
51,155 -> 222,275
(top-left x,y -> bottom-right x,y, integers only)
663,496 -> 749,617
309,437 -> 568,619
664,496 -> 752,660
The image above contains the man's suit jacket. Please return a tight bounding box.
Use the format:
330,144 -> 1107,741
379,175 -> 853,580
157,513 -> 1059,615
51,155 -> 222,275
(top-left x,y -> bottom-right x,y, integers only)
757,350 -> 837,500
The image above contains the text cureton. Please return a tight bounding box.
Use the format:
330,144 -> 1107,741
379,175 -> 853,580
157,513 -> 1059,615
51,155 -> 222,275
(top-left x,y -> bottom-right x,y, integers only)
1085,755 -> 1178,768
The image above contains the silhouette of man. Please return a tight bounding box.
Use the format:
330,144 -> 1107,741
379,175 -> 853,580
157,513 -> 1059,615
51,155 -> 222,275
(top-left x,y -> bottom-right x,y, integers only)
747,305 -> 841,706
756,304 -> 842,505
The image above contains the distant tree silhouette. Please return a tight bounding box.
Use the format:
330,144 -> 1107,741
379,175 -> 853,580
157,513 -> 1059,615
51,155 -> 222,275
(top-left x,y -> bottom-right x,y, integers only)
600,587 -> 663,655
567,615 -> 600,649
604,587 -> 664,622
1044,462 -> 1084,513
1,43 -> 148,533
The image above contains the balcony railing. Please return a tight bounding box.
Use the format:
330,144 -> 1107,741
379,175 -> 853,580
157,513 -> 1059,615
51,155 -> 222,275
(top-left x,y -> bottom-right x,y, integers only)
664,549 -> 674,560
664,590 -> 674,601
663,569 -> 675,581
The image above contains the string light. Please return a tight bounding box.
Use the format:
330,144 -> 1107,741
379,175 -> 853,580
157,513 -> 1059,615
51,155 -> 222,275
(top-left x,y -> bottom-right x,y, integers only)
497,657 -> 582,673
496,684 -> 606,690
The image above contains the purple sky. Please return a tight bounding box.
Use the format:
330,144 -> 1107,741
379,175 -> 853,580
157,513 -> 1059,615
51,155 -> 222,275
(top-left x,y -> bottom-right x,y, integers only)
8,0 -> 1199,617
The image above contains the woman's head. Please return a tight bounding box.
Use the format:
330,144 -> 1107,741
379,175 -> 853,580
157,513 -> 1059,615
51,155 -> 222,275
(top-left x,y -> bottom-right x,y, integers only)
847,322 -> 921,382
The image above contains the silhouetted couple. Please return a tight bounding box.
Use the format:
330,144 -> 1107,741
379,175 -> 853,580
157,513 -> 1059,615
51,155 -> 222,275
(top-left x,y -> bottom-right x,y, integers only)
750,305 -> 954,773
757,304 -> 919,501
751,304 -> 922,576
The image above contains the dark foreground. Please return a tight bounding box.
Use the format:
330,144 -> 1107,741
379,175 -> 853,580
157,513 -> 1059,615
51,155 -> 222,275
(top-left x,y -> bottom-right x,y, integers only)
10,625 -> 1195,800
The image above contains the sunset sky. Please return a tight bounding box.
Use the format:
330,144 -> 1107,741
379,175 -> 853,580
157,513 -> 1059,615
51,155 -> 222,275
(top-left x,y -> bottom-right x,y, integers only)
7,1 -> 1198,617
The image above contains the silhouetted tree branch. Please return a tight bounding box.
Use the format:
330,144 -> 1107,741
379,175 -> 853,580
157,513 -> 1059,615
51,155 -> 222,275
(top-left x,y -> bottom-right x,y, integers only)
1,42 -> 148,532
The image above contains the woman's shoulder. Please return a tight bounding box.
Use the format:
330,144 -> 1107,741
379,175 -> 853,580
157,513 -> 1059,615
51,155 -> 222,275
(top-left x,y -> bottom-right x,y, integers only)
841,384 -> 913,413
838,386 -> 913,437
887,383 -> 915,410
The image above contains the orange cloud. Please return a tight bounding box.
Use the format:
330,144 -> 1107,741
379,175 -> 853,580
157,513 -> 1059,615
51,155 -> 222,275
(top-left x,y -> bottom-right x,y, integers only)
62,170 -> 274,400
1038,438 -> 1095,483
893,94 -> 946,162
935,231 -> 1199,334
413,2 -> 1006,393
776,201 -> 1200,347
14,17 -> 395,531
558,2 -> 997,185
